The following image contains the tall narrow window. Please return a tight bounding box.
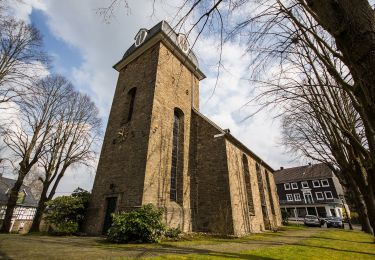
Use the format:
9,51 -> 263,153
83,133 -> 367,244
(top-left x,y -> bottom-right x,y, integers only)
257,163 -> 270,229
170,109 -> 184,202
123,88 -> 136,124
243,154 -> 254,214
265,170 -> 276,215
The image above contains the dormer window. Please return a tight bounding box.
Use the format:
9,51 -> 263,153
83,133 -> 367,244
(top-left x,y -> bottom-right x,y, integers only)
177,34 -> 189,53
135,29 -> 148,47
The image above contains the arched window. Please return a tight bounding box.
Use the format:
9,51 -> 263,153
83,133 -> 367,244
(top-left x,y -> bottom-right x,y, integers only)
265,170 -> 276,215
256,163 -> 269,225
170,108 -> 184,203
242,154 -> 254,214
122,88 -> 136,124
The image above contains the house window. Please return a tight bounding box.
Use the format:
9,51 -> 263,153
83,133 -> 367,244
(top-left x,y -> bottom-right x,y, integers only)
294,193 -> 301,201
312,180 -> 320,188
122,88 -> 137,124
170,109 -> 184,203
301,181 -> 309,188
325,191 -> 333,199
243,154 -> 255,214
291,182 -> 298,190
316,192 -> 324,200
321,179 -> 329,187
286,194 -> 293,201
284,183 -> 291,190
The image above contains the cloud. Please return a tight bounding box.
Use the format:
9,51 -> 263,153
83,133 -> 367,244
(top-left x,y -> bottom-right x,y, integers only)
10,0 -> 299,195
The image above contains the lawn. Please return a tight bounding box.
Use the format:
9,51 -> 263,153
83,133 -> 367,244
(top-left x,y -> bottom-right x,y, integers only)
0,227 -> 373,259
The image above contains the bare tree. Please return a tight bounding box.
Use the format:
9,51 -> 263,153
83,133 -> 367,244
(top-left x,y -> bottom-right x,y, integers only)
0,1 -> 49,105
30,89 -> 102,232
0,75 -> 72,232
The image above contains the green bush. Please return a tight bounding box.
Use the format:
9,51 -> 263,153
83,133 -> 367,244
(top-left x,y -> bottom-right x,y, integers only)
164,227 -> 182,238
44,187 -> 90,235
281,209 -> 290,225
107,204 -> 165,243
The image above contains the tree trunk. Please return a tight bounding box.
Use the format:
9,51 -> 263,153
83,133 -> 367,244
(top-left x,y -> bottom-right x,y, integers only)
29,184 -> 49,232
361,191 -> 375,240
304,0 -> 375,164
0,170 -> 26,232
358,200 -> 373,234
352,186 -> 373,234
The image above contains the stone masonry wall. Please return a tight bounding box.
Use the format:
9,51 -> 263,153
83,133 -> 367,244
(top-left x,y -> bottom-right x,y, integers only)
225,141 -> 265,234
191,112 -> 234,234
141,42 -> 200,232
84,46 -> 160,235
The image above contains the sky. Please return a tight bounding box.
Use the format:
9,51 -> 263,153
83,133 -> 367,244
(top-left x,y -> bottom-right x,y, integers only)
6,0 -> 301,195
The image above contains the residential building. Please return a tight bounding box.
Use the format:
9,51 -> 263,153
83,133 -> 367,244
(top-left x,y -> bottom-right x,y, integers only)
84,21 -> 282,236
0,176 -> 38,233
273,163 -> 345,219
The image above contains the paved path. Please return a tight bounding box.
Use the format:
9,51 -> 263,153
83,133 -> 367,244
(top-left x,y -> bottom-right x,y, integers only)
0,228 -> 323,259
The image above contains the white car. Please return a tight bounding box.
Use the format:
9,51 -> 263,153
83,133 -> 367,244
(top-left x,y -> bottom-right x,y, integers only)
304,215 -> 322,227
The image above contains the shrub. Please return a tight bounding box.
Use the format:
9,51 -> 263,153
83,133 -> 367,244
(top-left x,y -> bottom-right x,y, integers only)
164,227 -> 182,238
44,187 -> 90,235
107,204 -> 165,243
281,209 -> 289,225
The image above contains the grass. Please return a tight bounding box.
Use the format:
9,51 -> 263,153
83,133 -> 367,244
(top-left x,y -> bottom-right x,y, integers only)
144,229 -> 375,260
0,227 -> 373,259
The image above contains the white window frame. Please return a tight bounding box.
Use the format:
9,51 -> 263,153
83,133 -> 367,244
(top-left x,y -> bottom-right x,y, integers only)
284,183 -> 291,190
294,193 -> 301,201
291,182 -> 298,190
312,180 -> 321,188
315,192 -> 324,200
321,179 -> 329,187
301,181 -> 309,188
325,191 -> 333,199
286,194 -> 293,202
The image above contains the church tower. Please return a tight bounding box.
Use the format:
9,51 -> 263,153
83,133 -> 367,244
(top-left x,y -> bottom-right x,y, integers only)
85,21 -> 205,235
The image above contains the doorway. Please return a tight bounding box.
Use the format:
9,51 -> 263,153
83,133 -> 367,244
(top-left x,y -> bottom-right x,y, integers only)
102,197 -> 117,234
304,192 -> 314,204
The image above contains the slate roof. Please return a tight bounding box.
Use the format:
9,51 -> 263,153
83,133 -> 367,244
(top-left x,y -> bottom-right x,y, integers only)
0,176 -> 38,207
116,20 -> 200,69
273,163 -> 333,184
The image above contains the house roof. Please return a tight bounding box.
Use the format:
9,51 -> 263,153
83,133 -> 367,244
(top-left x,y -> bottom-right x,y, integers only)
0,176 -> 38,207
192,108 -> 274,172
273,163 -> 333,184
113,20 -> 205,80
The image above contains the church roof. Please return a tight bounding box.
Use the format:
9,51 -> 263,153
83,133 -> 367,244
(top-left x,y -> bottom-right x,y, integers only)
114,21 -> 205,80
273,163 -> 333,184
0,176 -> 38,207
122,21 -> 199,67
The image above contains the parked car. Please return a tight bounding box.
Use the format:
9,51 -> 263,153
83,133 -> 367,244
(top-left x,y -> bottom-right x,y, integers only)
326,217 -> 344,228
304,215 -> 322,227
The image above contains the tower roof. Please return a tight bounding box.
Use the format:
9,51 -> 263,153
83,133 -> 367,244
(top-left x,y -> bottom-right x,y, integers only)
113,21 -> 206,80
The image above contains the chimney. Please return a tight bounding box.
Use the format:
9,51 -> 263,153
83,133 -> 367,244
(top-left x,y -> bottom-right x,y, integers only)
223,129 -> 230,134
280,167 -> 284,170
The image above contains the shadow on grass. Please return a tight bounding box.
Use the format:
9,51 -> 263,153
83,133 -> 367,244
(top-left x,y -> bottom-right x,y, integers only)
293,243 -> 375,257
0,250 -> 12,260
309,234 -> 375,244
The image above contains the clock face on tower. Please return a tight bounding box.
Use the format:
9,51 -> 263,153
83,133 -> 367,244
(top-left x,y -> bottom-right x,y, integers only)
177,34 -> 189,53
135,29 -> 148,47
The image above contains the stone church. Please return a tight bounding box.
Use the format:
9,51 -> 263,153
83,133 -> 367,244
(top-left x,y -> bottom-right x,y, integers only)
85,21 -> 282,236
